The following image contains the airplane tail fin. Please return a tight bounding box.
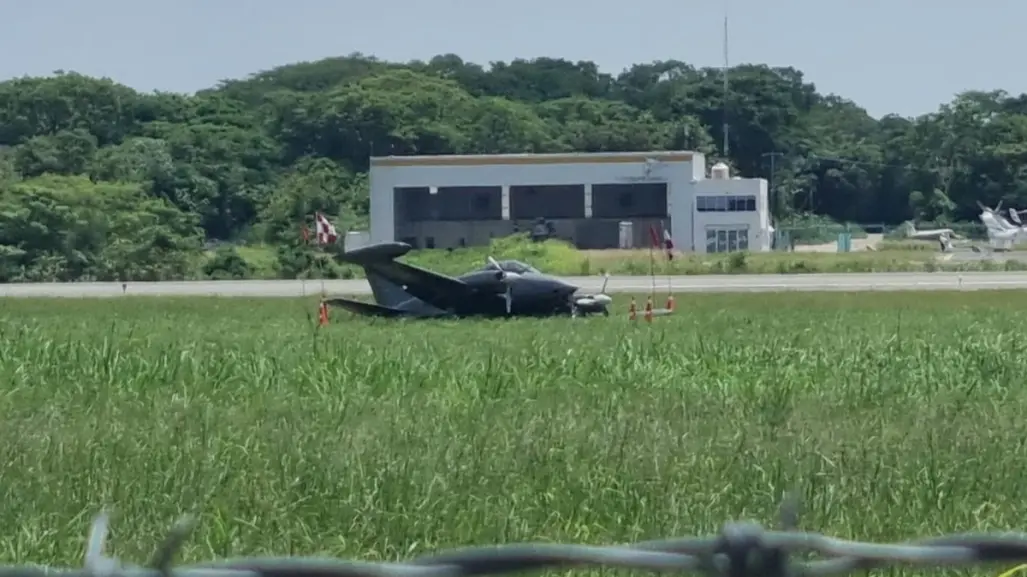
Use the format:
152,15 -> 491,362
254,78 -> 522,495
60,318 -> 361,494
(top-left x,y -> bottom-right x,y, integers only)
339,242 -> 416,307
366,272 -> 415,307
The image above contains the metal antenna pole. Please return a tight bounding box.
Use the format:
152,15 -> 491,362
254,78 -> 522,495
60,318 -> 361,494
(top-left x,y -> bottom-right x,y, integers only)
722,1 -> 730,158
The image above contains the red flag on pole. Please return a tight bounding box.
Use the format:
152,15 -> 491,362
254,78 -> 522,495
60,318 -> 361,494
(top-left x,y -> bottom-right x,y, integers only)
314,212 -> 338,245
648,224 -> 661,250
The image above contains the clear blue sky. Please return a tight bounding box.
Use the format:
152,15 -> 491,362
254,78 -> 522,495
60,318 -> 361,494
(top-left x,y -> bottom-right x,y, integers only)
2,0 -> 1023,120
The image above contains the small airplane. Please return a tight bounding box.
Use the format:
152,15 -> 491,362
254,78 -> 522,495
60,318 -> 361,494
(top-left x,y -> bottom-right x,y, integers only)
901,221 -> 962,241
976,200 -> 1017,227
325,242 -> 613,319
921,200 -> 1027,254
1008,207 -> 1027,226
976,201 -> 1027,250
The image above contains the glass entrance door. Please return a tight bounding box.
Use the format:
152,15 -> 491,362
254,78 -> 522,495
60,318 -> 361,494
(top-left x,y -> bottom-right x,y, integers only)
705,227 -> 750,253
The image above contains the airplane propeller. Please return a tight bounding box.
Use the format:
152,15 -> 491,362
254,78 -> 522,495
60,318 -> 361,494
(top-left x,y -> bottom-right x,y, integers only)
487,256 -> 520,314
1011,208 -> 1025,226
978,200 -> 1004,215
572,273 -> 613,317
594,272 -> 612,306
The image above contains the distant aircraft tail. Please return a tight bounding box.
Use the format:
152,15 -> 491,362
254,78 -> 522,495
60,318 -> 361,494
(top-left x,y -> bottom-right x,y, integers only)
338,242 -> 416,307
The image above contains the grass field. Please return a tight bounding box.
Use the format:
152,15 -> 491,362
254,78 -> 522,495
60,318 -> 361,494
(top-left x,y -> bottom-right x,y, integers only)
210,235 -> 1027,282
3,293 -> 1027,575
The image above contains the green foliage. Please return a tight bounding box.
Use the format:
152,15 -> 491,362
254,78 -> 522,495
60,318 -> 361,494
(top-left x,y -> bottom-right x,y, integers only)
0,175 -> 202,282
272,242 -> 352,280
3,55 -> 1027,281
776,213 -> 869,245
3,292 -> 1027,561
202,245 -> 251,279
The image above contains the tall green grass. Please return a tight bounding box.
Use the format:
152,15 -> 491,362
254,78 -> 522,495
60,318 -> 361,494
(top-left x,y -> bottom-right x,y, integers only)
2,294 -> 1027,577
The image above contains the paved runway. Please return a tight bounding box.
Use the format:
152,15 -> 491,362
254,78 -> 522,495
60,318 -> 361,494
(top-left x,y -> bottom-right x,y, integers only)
4,272 -> 1027,298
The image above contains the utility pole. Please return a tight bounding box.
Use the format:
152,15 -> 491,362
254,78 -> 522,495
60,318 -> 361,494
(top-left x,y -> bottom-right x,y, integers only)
721,1 -> 730,159
761,152 -> 784,217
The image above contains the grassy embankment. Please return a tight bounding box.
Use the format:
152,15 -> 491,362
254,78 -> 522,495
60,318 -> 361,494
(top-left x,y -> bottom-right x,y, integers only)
2,292 -> 1027,577
220,234 -> 1027,280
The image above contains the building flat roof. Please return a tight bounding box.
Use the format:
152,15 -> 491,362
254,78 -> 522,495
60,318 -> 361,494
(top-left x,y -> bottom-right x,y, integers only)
370,150 -> 696,168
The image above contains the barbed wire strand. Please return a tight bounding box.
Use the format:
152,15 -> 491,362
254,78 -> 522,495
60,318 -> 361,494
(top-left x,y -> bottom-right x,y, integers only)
5,499 -> 1027,577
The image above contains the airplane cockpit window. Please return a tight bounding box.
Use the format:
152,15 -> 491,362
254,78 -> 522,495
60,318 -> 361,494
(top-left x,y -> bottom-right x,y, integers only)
482,260 -> 541,275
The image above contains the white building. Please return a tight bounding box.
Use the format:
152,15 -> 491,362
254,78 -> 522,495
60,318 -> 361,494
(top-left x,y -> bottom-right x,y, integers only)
366,151 -> 771,253
691,162 -> 773,253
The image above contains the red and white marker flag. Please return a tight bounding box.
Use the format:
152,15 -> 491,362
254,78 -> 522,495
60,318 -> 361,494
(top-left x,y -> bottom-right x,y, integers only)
314,212 -> 338,245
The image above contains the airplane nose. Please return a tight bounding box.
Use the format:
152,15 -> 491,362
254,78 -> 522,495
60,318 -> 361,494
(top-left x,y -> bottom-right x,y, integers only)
553,280 -> 578,295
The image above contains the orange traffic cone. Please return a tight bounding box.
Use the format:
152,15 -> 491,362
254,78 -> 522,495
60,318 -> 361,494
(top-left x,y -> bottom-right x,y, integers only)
628,297 -> 637,321
644,296 -> 653,323
665,294 -> 675,311
318,300 -> 329,326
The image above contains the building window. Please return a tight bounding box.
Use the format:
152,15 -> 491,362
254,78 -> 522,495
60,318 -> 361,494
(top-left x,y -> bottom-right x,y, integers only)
433,185 -> 502,221
697,195 -> 756,212
592,182 -> 667,218
705,227 -> 750,253
509,184 -> 586,219
474,193 -> 491,211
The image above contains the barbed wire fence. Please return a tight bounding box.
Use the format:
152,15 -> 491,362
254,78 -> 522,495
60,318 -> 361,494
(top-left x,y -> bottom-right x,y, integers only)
6,497 -> 1027,577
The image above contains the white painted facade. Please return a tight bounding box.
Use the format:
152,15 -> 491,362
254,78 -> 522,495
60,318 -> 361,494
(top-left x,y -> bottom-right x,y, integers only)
368,152 -> 771,253
680,162 -> 773,254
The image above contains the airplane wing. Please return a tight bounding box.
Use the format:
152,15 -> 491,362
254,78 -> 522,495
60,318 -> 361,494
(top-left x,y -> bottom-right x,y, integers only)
363,259 -> 478,312
324,297 -> 411,317
340,242 -> 498,313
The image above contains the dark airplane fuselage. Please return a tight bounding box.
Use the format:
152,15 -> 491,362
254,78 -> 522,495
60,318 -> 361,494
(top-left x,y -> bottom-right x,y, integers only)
383,271 -> 579,318
332,241 -> 601,319
457,271 -> 580,317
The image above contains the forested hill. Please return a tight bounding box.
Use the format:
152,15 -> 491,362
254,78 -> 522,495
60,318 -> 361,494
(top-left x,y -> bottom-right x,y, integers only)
2,53 -> 1026,282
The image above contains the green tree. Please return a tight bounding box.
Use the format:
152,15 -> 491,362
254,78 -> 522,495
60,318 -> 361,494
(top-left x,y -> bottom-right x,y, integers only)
3,53 -> 1027,281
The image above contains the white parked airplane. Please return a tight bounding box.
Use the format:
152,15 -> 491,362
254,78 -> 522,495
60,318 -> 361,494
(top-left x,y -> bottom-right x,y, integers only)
976,201 -> 1027,250
900,221 -> 962,241
906,201 -> 1027,253
977,201 -> 1016,229
1007,207 -> 1027,227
